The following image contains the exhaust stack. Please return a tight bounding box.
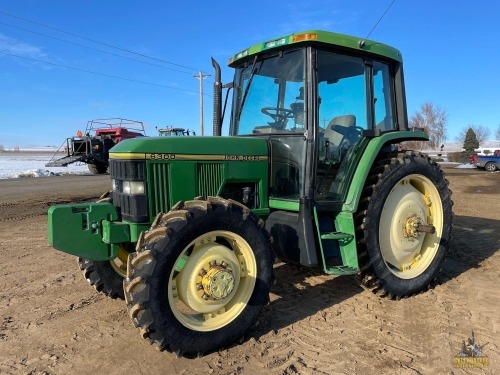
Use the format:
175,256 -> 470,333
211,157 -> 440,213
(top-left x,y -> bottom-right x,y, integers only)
211,58 -> 222,136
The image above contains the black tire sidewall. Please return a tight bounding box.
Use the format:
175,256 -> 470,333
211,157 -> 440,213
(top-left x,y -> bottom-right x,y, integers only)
364,154 -> 452,296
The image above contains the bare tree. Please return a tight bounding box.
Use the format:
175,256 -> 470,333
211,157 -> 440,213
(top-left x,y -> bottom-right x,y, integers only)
409,102 -> 447,149
496,124 -> 500,140
0,144 -> 4,152
456,125 -> 491,145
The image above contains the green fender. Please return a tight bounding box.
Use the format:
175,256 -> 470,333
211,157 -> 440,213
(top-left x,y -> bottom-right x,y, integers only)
343,130 -> 428,212
331,130 -> 428,272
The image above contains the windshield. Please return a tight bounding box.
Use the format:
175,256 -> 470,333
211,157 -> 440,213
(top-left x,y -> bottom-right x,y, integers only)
230,49 -> 306,136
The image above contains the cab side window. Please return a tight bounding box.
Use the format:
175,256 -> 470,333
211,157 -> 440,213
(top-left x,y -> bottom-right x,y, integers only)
373,62 -> 395,132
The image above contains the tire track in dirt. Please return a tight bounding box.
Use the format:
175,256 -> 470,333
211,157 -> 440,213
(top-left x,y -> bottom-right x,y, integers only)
243,263 -> 368,374
0,175 -> 110,222
0,197 -> 102,222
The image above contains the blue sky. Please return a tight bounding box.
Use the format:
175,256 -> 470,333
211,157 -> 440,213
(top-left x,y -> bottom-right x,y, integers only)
0,0 -> 498,147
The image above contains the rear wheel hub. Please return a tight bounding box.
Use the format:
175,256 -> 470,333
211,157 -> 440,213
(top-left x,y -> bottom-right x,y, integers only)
404,214 -> 423,239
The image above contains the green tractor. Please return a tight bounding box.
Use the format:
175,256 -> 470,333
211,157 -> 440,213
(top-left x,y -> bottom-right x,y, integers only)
48,30 -> 452,356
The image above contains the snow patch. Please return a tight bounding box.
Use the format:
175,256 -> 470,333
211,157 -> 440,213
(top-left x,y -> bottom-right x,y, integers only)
0,154 -> 90,179
455,164 -> 477,169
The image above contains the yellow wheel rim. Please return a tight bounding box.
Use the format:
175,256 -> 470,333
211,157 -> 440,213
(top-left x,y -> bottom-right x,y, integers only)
110,245 -> 129,278
168,231 -> 257,332
379,174 -> 443,279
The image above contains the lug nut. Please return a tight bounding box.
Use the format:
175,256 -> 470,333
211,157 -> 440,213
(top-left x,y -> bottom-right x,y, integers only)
220,261 -> 228,268
199,269 -> 207,277
196,283 -> 203,291
202,294 -> 209,300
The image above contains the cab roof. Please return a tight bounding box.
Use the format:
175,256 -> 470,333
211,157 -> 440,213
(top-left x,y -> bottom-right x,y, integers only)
229,30 -> 402,66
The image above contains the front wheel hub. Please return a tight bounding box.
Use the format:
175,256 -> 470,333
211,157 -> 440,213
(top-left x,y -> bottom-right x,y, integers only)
202,266 -> 235,299
174,240 -> 242,314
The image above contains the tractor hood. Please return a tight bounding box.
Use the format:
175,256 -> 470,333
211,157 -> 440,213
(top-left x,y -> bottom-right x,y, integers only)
107,135 -> 271,222
109,136 -> 269,160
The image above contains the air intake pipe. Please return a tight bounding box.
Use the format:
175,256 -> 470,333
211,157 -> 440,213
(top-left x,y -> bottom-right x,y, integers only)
211,58 -> 222,136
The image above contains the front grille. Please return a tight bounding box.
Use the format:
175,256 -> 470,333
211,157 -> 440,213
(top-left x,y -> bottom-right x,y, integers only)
149,163 -> 170,217
197,163 -> 224,197
148,162 -> 224,217
110,160 -> 225,222
110,160 -> 148,223
110,160 -> 146,180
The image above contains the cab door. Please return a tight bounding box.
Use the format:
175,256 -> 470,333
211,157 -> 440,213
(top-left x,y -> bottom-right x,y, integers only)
313,49 -> 397,271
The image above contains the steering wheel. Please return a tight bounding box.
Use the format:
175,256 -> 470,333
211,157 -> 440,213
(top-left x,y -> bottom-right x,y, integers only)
261,107 -> 295,126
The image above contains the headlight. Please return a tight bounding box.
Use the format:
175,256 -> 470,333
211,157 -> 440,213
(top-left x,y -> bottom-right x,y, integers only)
122,181 -> 145,195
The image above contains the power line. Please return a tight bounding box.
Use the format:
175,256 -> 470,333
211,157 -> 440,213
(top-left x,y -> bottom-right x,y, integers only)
0,21 -> 196,75
359,0 -> 397,46
0,9 -> 200,72
1,51 -> 211,96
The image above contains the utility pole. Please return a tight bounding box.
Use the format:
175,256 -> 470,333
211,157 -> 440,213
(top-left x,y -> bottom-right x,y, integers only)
193,71 -> 210,135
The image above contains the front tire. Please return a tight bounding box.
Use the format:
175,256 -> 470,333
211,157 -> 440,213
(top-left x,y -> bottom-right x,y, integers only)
78,248 -> 129,299
77,192 -> 130,299
124,197 -> 274,356
357,151 -> 452,298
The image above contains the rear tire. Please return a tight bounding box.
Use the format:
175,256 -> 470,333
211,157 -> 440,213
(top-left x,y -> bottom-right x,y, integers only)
356,151 -> 452,298
124,197 -> 274,356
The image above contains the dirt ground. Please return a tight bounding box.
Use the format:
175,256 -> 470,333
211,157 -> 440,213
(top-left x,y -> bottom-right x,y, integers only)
0,167 -> 498,375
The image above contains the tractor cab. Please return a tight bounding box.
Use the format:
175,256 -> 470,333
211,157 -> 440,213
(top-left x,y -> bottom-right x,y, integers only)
157,127 -> 194,137
227,32 -> 403,204
217,31 -> 412,272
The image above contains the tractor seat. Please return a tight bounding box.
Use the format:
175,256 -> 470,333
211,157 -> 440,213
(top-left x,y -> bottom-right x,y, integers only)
290,102 -> 304,125
324,114 -> 356,159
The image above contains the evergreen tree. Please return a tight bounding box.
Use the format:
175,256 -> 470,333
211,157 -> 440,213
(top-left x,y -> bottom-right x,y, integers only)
463,128 -> 479,150
459,128 -> 479,163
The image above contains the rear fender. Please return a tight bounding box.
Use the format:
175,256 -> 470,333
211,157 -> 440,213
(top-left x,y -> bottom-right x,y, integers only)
343,131 -> 428,212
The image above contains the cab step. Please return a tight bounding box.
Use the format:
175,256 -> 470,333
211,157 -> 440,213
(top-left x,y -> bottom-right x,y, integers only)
324,265 -> 358,275
320,232 -> 353,240
313,206 -> 359,275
